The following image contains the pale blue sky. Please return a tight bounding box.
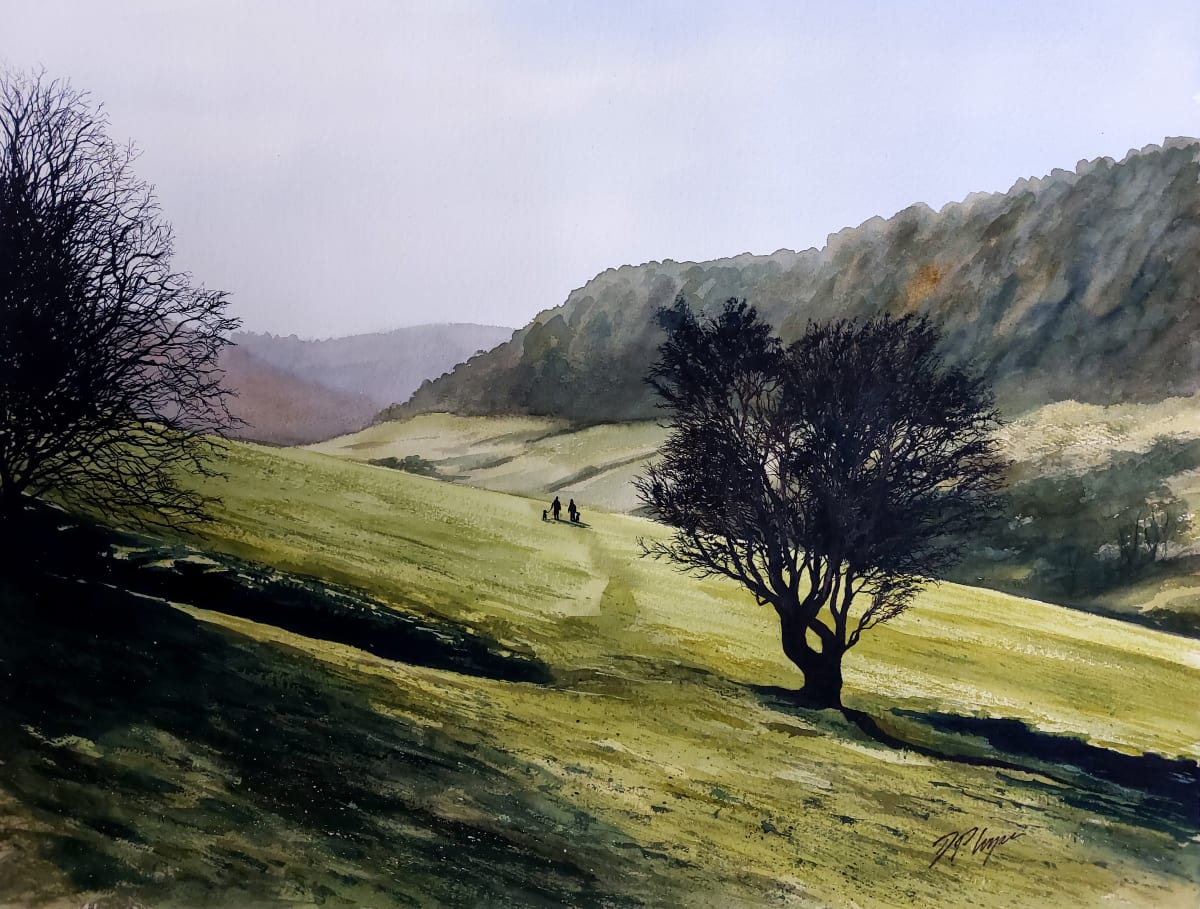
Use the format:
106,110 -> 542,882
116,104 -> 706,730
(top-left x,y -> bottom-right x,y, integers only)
5,1 -> 1200,337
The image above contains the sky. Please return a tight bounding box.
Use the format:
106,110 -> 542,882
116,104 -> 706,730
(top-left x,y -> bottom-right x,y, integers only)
4,1 -> 1200,338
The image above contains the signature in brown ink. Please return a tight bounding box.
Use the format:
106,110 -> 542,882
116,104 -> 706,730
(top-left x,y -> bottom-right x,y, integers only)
929,824 -> 1026,868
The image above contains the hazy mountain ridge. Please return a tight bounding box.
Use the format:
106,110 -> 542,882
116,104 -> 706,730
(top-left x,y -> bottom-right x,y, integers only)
224,323 -> 514,444
387,138 -> 1200,422
221,346 -> 381,446
234,323 -> 515,408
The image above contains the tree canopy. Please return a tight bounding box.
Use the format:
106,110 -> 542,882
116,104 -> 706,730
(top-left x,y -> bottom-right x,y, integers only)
636,298 -> 1005,707
0,70 -> 238,525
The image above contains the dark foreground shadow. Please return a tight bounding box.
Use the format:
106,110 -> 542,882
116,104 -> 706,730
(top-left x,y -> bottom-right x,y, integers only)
126,555 -> 552,683
6,502 -> 552,684
0,566 -> 650,908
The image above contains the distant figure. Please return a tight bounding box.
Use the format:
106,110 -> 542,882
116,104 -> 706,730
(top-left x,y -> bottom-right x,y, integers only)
551,495 -> 562,520
542,508 -> 548,521
568,498 -> 578,522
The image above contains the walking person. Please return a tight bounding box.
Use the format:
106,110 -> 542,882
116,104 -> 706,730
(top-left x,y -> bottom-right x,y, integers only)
551,495 -> 562,521
568,498 -> 578,523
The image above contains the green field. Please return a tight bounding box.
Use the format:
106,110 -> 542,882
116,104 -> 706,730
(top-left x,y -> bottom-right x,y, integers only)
319,402 -> 1200,632
2,440 -> 1198,908
309,414 -> 668,514
312,394 -> 1200,514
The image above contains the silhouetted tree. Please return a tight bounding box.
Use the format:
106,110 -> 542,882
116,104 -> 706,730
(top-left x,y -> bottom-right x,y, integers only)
0,71 -> 238,526
636,298 -> 1005,708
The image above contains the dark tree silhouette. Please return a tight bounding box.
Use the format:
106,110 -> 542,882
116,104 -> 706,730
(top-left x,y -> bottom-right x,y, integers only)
636,298 -> 1005,708
0,71 -> 238,526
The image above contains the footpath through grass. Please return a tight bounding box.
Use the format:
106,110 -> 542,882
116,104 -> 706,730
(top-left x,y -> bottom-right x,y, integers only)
1,440 -> 1197,907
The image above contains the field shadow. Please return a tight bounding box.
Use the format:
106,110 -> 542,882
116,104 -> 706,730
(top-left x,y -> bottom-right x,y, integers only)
541,517 -> 592,529
886,708 -> 1199,828
6,501 -> 551,684
541,451 -> 654,494
752,684 -> 1198,842
125,555 -> 551,683
0,562 -> 650,908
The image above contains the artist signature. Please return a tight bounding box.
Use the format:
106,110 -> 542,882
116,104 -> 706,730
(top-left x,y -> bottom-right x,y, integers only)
929,824 -> 1026,868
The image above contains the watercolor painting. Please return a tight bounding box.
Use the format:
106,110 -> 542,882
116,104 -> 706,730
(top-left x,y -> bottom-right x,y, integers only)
2,3 -> 1198,907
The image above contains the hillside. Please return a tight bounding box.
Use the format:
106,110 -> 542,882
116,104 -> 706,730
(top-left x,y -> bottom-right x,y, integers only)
221,345 -> 381,445
317,396 -> 1200,635
387,138 -> 1200,423
309,413 -> 666,511
3,442 -> 1196,907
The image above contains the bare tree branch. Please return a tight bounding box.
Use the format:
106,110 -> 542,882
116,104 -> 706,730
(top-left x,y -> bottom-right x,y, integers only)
0,69 -> 240,526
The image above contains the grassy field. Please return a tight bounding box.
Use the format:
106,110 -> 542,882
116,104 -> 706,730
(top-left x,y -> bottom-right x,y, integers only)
312,394 -> 1200,513
996,392 -> 1200,475
309,414 -> 667,514
312,394 -> 1200,523
1,440 -> 1198,908
319,401 -> 1200,630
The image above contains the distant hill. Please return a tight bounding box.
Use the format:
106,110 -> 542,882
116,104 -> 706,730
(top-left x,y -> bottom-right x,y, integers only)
222,346 -> 380,446
386,138 -> 1200,423
224,323 -> 513,445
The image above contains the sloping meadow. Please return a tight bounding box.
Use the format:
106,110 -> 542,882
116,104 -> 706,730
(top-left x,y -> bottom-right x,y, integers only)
1,441 -> 1197,907
318,397 -> 1200,633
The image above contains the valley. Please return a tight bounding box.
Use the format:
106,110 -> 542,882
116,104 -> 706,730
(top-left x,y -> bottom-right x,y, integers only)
2,439 -> 1196,907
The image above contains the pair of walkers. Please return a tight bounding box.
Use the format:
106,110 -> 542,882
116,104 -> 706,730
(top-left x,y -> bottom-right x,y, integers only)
547,495 -> 580,523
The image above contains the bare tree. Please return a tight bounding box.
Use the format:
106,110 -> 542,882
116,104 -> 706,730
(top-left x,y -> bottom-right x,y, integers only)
0,70 -> 238,526
1116,493 -> 1189,574
636,298 -> 1005,708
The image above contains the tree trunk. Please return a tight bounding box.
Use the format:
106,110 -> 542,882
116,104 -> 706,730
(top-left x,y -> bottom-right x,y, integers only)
795,650 -> 844,709
778,608 -> 845,709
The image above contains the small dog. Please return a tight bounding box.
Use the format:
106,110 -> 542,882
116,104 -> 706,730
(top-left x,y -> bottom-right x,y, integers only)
542,509 -> 548,521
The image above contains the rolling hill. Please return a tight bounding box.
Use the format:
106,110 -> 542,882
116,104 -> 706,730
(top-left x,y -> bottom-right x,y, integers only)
317,393 -> 1200,635
386,138 -> 1200,423
309,413 -> 666,512
3,440 -> 1196,907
